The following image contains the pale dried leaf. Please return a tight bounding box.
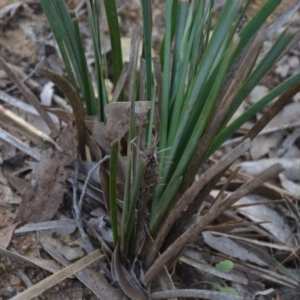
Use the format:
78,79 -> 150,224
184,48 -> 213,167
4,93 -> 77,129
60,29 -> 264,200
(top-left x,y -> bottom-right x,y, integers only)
279,172 -> 300,197
236,194 -> 294,246
250,132 -> 283,160
251,102 -> 300,159
203,231 -> 268,266
14,220 -> 77,235
88,217 -> 114,246
40,81 -> 54,106
238,158 -> 300,181
0,168 -> 21,204
181,252 -> 248,285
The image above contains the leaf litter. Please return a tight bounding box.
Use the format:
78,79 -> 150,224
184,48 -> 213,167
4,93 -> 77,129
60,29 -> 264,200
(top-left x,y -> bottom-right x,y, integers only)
1,0 -> 300,299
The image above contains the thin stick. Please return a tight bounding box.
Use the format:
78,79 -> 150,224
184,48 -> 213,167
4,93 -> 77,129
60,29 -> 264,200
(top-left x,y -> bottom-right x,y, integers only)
72,155 -> 111,278
151,288 -> 242,300
11,250 -> 104,300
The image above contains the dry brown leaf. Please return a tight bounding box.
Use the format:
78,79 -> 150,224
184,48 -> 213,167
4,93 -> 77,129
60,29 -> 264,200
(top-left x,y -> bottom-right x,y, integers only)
0,168 -> 21,204
93,101 -> 151,153
7,175 -> 27,195
16,125 -> 77,223
113,243 -> 147,300
0,222 -> 21,249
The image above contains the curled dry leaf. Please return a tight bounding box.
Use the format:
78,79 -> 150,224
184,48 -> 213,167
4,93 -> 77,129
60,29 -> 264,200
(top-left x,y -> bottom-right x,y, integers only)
93,101 -> 151,153
0,222 -> 21,249
16,125 -> 77,223
113,243 -> 147,300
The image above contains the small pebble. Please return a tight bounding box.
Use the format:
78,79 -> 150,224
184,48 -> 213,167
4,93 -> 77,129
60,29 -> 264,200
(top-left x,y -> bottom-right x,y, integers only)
61,246 -> 84,261
2,286 -> 17,299
288,56 -> 299,68
0,263 -> 6,274
275,64 -> 290,78
10,276 -> 20,286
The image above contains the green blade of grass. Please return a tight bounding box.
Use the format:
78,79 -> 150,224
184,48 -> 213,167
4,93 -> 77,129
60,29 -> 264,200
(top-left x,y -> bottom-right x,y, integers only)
86,0 -> 108,120
170,0 -> 189,98
150,176 -> 183,232
103,0 -> 123,91
159,0 -> 179,68
40,1 -> 98,115
188,1 -> 205,81
150,42 -> 235,231
160,0 -> 241,190
203,0 -> 214,50
159,0 -> 173,166
72,16 -> 98,115
140,0 -> 152,103
39,1 -> 78,92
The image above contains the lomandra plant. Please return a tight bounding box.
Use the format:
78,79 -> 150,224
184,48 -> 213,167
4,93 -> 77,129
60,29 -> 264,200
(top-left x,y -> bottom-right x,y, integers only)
37,0 -> 300,298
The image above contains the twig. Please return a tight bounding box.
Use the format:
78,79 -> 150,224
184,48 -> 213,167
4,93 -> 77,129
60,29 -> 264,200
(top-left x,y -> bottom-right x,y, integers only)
11,250 -> 104,300
151,289 -> 242,300
77,155 -> 110,211
72,155 -> 111,279
0,105 -> 62,152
